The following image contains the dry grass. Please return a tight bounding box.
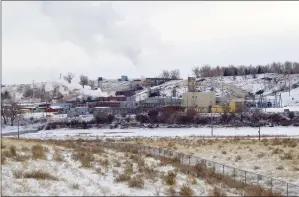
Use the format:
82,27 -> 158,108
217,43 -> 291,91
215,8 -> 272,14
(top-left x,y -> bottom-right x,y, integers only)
257,152 -> 266,158
53,149 -> 65,162
1,156 -> 6,165
31,145 -> 47,160
244,185 -> 282,196
187,175 -> 197,185
115,173 -> 131,182
128,175 -> 144,188
254,166 -> 260,170
9,145 -> 17,157
280,152 -> 294,160
72,150 -> 94,168
235,155 -> 242,162
209,187 -> 227,197
163,171 -> 177,185
276,165 -> 284,170
23,170 -> 58,180
179,184 -> 194,196
221,150 -> 227,154
166,187 -> 177,196
13,169 -> 23,179
13,169 -> 58,180
272,148 -> 284,155
15,154 -> 31,162
72,183 -> 79,190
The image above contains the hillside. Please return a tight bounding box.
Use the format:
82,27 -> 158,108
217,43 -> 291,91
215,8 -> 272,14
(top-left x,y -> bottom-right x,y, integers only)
2,74 -> 299,107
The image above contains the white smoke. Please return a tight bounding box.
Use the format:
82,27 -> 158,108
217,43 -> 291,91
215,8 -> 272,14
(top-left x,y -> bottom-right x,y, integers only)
41,2 -> 163,66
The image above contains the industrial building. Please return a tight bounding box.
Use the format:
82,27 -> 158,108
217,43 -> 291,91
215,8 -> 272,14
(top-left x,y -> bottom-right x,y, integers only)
182,92 -> 216,113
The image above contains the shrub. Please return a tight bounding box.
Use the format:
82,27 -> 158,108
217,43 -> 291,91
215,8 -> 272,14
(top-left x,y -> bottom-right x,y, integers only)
166,187 -> 177,196
163,171 -> 177,185
115,173 -> 131,182
53,149 -> 65,162
179,184 -> 194,196
31,145 -> 47,160
72,184 -> 79,190
209,187 -> 227,197
235,155 -> 242,162
222,150 -> 227,154
9,145 -> 17,157
280,152 -> 293,160
23,170 -> 58,180
276,165 -> 284,170
128,175 -> 144,188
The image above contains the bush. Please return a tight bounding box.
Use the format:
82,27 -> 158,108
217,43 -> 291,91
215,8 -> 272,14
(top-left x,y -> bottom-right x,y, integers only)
163,171 -> 177,185
179,184 -> 194,196
31,145 -> 47,160
136,114 -> 148,123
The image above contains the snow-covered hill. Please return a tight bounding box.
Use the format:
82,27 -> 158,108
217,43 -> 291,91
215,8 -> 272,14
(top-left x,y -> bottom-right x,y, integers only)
2,73 -> 299,107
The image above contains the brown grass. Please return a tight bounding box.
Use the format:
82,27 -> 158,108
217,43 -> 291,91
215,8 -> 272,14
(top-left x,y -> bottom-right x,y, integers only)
272,148 -> 284,155
209,187 -> 227,197
166,187 -> 177,196
23,170 -> 58,180
221,150 -> 227,154
31,145 -> 47,160
280,152 -> 293,160
244,185 -> 282,196
53,149 -> 65,162
235,155 -> 242,162
163,171 -> 177,185
72,150 -> 94,168
115,173 -> 131,182
276,165 -> 284,170
72,183 -> 79,190
9,145 -> 17,157
179,184 -> 194,196
128,175 -> 144,188
15,154 -> 31,162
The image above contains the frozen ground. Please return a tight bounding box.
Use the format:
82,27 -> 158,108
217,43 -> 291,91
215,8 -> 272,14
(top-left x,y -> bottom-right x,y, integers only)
2,138 -> 240,196
14,126 -> 299,140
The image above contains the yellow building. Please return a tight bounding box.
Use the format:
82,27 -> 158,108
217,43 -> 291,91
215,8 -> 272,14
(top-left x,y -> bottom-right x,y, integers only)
211,105 -> 230,113
229,101 -> 244,113
182,92 -> 216,111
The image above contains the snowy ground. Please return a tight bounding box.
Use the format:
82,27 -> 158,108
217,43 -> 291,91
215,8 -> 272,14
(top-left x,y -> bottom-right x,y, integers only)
126,137 -> 299,187
12,126 -> 299,140
2,138 -> 241,196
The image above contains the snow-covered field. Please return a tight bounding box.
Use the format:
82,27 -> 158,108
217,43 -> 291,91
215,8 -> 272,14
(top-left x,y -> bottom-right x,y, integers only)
12,126 -> 299,140
2,138 -> 241,196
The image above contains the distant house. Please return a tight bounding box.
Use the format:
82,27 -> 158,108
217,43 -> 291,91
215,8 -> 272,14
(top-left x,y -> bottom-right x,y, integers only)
50,102 -> 73,113
46,106 -> 64,113
120,75 -> 128,81
67,107 -> 89,117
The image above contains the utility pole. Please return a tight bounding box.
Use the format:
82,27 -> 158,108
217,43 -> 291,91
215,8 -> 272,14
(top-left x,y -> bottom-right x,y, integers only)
17,114 -> 20,139
210,102 -> 213,137
289,73 -> 291,96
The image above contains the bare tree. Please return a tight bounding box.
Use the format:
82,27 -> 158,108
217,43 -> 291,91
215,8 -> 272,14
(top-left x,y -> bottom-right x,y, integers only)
160,70 -> 170,78
192,66 -> 201,78
63,73 -> 75,84
170,69 -> 180,79
1,91 -> 11,125
88,80 -> 96,90
1,95 -> 21,126
79,75 -> 89,89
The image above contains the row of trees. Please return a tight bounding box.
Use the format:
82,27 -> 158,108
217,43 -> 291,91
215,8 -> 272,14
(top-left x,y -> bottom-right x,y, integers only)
63,73 -> 96,89
160,69 -> 181,79
192,61 -> 299,78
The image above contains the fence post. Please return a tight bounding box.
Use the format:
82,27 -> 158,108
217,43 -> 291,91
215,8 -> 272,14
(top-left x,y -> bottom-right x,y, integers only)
287,183 -> 288,197
245,171 -> 247,184
270,178 -> 272,192
233,168 -> 236,181
189,156 -> 191,166
222,165 -> 224,176
164,149 -> 166,158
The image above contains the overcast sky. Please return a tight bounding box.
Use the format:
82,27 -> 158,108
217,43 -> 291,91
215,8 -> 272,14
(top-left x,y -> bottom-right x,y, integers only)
3,1 -> 299,84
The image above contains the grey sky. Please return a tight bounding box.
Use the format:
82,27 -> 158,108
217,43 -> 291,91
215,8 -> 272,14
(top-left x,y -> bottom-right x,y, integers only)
2,1 -> 299,84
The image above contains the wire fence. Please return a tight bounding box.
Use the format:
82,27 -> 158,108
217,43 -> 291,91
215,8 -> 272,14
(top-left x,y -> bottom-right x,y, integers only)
98,141 -> 299,197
